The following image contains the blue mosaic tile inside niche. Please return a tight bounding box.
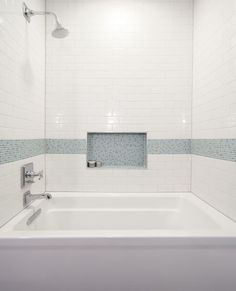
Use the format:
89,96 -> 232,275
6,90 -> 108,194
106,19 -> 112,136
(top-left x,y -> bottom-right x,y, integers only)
87,133 -> 147,168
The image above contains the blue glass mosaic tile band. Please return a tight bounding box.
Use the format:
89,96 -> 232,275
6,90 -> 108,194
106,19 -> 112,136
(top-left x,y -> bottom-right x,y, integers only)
87,133 -> 147,167
45,139 -> 191,155
148,139 -> 191,154
1,138 -> 236,165
191,139 -> 236,162
0,139 -> 45,164
46,139 -> 87,154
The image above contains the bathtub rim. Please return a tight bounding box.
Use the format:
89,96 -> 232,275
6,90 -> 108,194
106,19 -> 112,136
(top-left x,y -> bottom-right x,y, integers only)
1,192 -> 236,241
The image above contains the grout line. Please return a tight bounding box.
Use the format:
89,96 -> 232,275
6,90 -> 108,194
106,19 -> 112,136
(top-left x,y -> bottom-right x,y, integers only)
190,0 -> 195,193
44,0 -> 47,193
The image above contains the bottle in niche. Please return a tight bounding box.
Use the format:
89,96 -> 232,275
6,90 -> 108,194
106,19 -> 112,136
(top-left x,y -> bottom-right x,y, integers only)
87,160 -> 96,168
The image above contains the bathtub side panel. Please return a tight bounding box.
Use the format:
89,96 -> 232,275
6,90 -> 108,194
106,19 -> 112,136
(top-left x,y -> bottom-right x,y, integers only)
0,244 -> 236,291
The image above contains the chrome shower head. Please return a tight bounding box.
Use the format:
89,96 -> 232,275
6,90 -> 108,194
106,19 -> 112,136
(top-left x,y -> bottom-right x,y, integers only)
22,2 -> 69,39
51,22 -> 69,39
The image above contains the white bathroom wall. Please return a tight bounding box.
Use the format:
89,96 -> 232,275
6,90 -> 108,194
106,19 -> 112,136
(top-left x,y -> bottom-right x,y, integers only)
46,154 -> 191,192
0,0 -> 45,226
46,0 -> 193,192
46,0 -> 192,139
192,0 -> 236,220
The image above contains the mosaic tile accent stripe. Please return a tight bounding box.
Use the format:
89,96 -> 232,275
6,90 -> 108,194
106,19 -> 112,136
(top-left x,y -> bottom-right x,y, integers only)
191,139 -> 236,162
148,139 -> 191,154
46,138 -> 191,155
87,133 -> 147,167
0,139 -> 45,164
46,139 -> 87,154
1,138 -> 235,165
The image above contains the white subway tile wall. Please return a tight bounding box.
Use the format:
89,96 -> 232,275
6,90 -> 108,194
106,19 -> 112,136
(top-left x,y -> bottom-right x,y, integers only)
0,0 -> 45,139
46,154 -> 191,193
46,0 -> 193,139
193,0 -> 236,139
45,0 -> 193,192
0,0 -> 45,225
192,155 -> 236,221
0,0 -> 235,224
192,0 -> 236,219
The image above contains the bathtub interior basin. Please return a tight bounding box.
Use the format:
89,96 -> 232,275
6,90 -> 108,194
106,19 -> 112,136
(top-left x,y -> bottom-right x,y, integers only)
1,193 -> 236,237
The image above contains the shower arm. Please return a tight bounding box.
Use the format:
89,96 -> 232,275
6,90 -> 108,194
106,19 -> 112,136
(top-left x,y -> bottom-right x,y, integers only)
22,3 -> 61,25
31,11 -> 60,25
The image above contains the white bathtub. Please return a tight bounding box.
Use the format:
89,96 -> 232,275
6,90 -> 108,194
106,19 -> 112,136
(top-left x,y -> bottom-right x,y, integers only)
1,192 -> 236,237
0,192 -> 236,291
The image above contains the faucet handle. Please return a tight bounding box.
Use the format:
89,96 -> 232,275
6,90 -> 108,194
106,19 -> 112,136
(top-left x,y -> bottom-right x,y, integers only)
21,163 -> 43,188
25,170 -> 43,180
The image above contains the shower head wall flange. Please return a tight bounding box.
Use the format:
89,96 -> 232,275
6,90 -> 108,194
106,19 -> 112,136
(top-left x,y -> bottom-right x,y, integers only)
22,2 -> 33,23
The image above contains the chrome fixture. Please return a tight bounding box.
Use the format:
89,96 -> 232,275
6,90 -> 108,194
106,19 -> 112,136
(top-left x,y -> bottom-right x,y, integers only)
22,2 -> 69,38
24,170 -> 43,179
87,160 -> 103,168
95,161 -> 103,168
87,160 -> 96,168
21,162 -> 43,188
23,191 -> 52,207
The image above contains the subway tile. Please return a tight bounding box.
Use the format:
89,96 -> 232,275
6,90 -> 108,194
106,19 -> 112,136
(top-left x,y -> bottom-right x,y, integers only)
192,0 -> 236,221
46,154 -> 191,193
46,0 -> 193,140
0,0 -> 45,226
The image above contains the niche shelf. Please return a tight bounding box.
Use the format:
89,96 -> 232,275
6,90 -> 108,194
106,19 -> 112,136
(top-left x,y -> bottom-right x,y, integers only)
87,133 -> 147,169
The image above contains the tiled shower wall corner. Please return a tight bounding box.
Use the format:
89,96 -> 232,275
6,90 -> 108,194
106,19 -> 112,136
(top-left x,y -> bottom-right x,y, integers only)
192,0 -> 236,220
0,0 -> 236,226
0,0 -> 45,226
45,0 -> 193,192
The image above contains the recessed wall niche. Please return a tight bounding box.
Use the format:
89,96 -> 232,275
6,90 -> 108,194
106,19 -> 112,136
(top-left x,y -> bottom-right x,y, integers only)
87,133 -> 147,168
